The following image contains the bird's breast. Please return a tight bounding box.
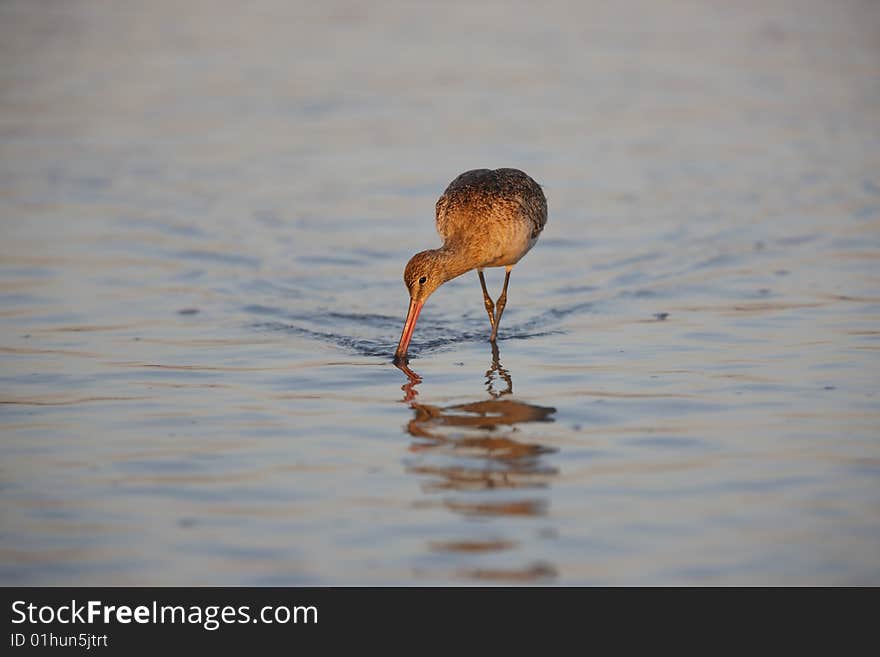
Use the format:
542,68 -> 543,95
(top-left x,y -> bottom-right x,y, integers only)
470,217 -> 537,268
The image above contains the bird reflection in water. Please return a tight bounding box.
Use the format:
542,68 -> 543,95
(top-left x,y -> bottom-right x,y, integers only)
396,343 -> 559,582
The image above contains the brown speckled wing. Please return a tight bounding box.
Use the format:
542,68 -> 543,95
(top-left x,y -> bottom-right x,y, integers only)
435,168 -> 546,243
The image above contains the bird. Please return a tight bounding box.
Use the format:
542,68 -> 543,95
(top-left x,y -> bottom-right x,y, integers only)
394,168 -> 547,363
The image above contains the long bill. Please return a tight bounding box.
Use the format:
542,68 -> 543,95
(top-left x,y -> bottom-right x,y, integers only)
394,297 -> 424,363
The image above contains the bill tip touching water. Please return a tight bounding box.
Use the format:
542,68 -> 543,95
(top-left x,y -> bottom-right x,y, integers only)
393,168 -> 548,363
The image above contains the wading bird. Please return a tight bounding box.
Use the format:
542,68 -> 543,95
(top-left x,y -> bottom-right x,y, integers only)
394,168 -> 547,363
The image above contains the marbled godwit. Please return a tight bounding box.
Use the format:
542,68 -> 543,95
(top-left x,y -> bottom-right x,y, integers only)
394,168 -> 547,363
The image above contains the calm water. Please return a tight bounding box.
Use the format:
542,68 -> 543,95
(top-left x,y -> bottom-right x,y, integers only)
1,1 -> 879,585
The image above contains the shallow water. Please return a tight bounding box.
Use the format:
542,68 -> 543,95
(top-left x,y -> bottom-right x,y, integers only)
1,0 -> 879,584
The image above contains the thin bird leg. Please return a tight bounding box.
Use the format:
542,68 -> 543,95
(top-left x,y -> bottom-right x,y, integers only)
489,266 -> 512,342
477,269 -> 496,333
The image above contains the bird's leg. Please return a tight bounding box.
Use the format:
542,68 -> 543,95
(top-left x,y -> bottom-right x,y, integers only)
489,267 -> 512,342
478,269 -> 496,333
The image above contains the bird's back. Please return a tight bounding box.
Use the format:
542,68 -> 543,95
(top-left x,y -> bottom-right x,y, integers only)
435,168 -> 547,246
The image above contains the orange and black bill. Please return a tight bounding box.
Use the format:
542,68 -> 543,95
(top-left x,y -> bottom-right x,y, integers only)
393,298 -> 424,363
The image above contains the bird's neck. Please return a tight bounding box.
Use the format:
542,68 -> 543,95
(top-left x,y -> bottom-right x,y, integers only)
432,243 -> 477,284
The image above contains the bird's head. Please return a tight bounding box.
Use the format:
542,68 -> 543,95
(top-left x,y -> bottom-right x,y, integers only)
394,250 -> 447,363
403,250 -> 445,303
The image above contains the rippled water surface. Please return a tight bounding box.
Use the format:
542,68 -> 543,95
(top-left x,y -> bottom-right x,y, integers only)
2,1 -> 879,584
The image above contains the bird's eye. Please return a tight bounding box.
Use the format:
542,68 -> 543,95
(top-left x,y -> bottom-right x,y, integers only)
418,276 -> 427,285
